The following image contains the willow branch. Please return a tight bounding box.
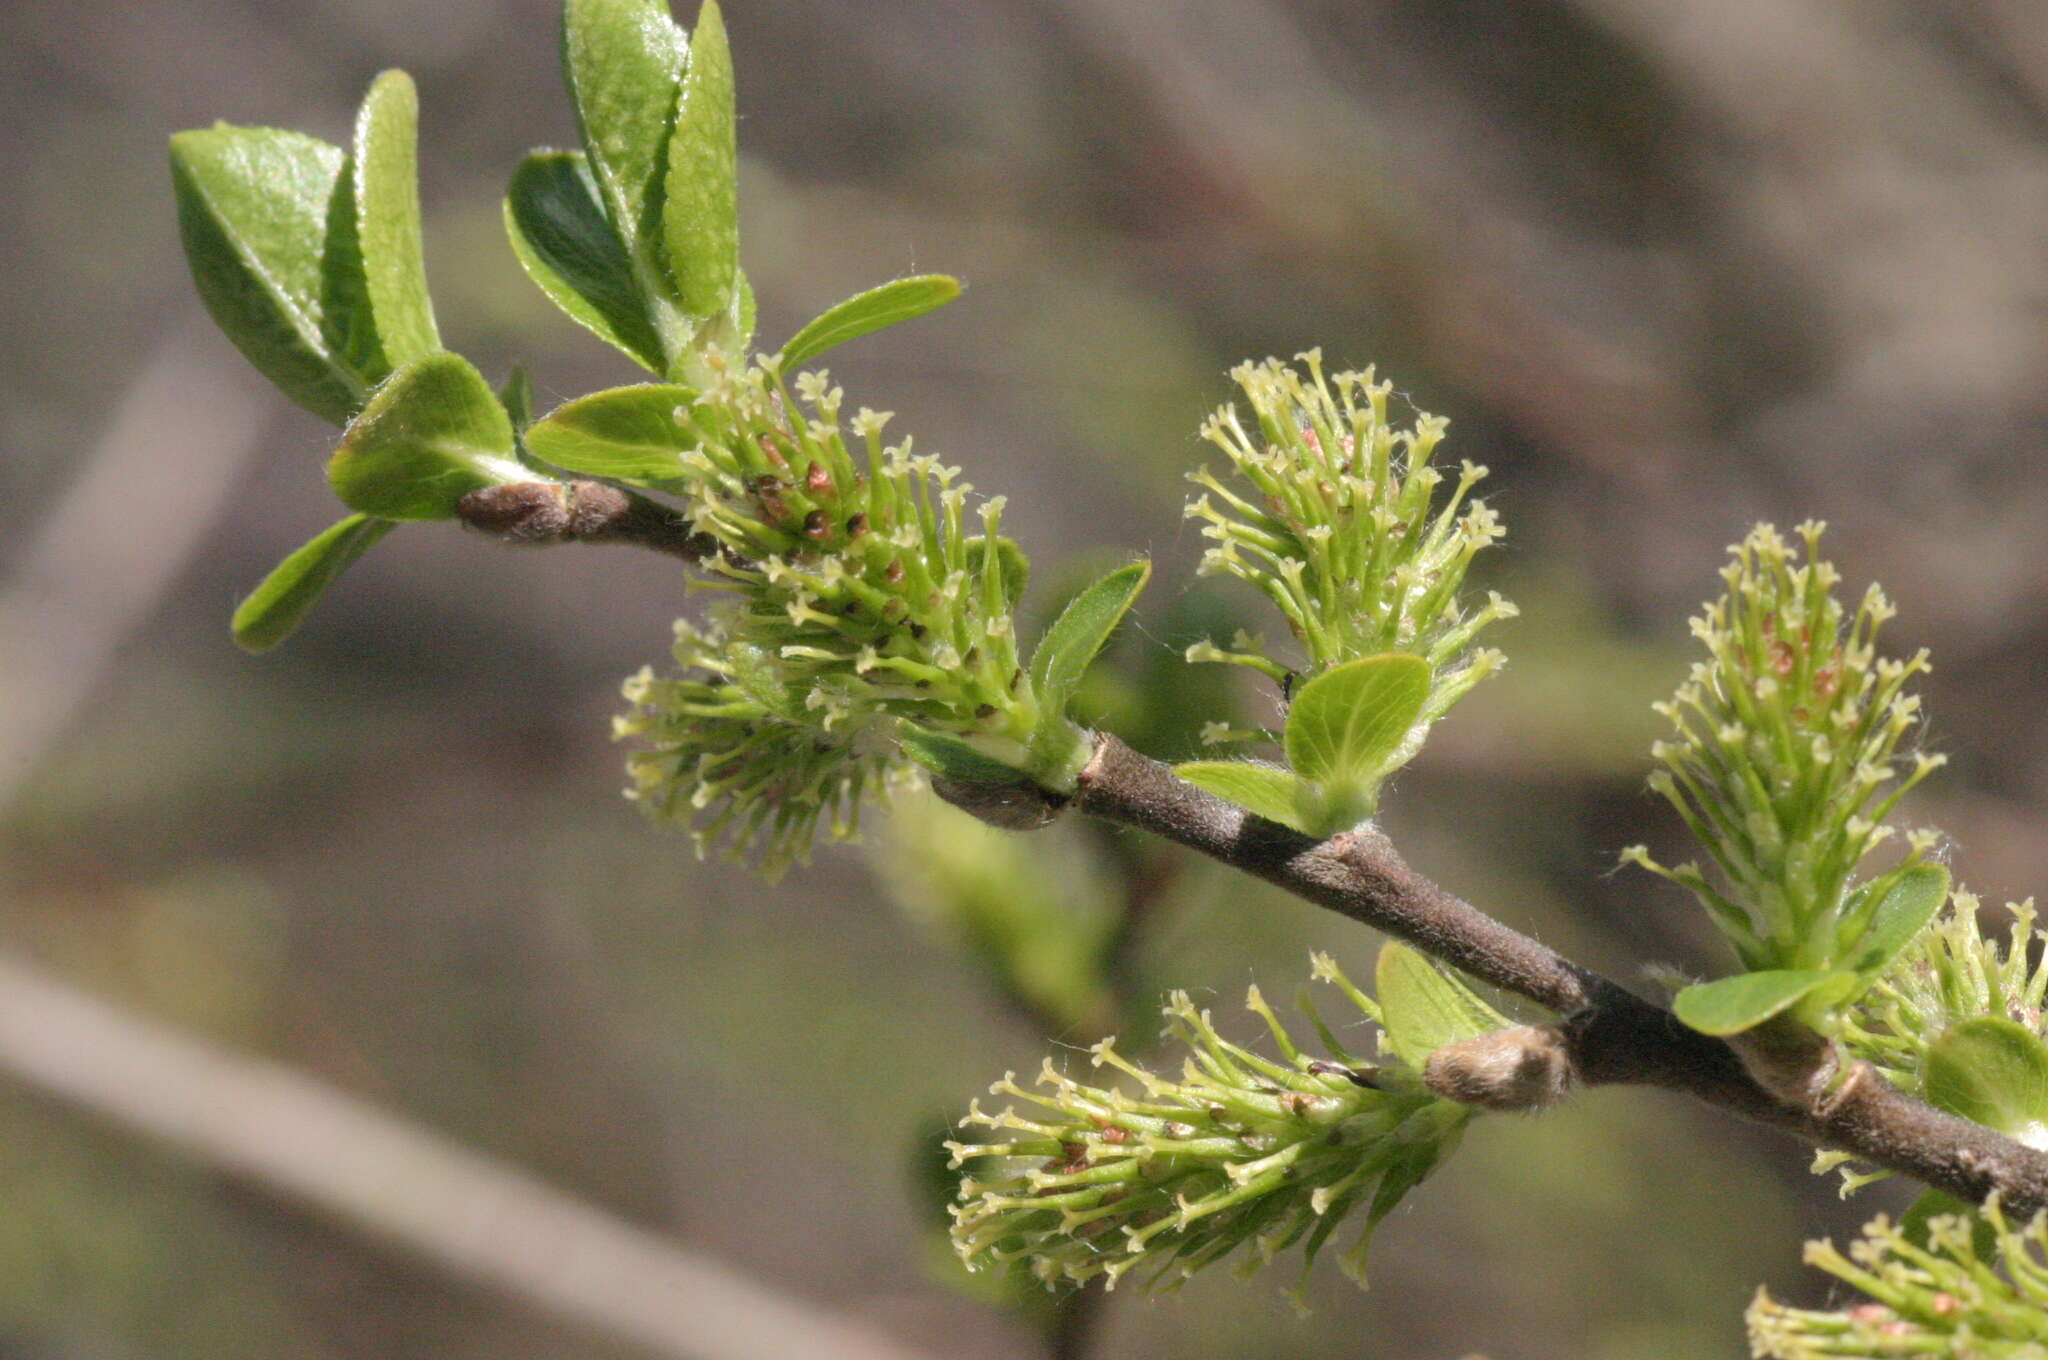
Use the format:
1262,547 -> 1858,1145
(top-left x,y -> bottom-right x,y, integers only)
1070,733 -> 2048,1216
458,481 -> 711,560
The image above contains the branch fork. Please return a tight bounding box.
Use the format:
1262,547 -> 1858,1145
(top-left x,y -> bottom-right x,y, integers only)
1061,732 -> 2048,1215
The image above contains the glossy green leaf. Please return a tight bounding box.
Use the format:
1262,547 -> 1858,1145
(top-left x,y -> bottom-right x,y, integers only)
1847,863 -> 1950,975
322,160 -> 384,385
231,514 -> 395,652
663,0 -> 737,319
504,151 -> 667,371
327,353 -> 527,519
1376,941 -> 1510,1067
170,125 -> 376,424
1672,969 -> 1849,1036
1924,1017 -> 2048,1143
352,70 -> 440,366
1028,560 -> 1150,726
780,275 -> 962,370
1285,654 -> 1432,787
1172,761 -> 1308,832
525,383 -> 695,483
898,728 -> 1031,787
562,0 -> 685,254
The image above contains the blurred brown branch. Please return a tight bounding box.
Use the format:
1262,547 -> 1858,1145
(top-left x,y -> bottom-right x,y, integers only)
0,322 -> 270,810
0,950 -> 936,1360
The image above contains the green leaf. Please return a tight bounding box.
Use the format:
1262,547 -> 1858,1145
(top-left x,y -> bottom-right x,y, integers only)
734,267 -> 757,348
352,70 -> 440,366
1028,560 -> 1150,726
965,536 -> 1029,610
504,151 -> 667,371
663,0 -> 738,320
231,514 -> 396,652
498,366 -> 536,432
525,383 -> 695,483
562,0 -> 685,255
327,353 -> 528,520
1672,969 -> 1850,1036
1285,654 -> 1432,788
1847,863 -> 1950,975
1348,1126 -> 1461,1285
898,728 -> 1032,787
1172,761 -> 1308,832
170,125 -> 377,424
725,642 -> 805,721
1900,1189 -> 2000,1259
1924,1017 -> 2048,1143
1376,941 -> 1510,1067
780,275 -> 962,370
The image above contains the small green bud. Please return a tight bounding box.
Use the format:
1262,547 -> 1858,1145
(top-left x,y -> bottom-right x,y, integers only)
1183,353 -> 1513,710
1630,523 -> 1945,983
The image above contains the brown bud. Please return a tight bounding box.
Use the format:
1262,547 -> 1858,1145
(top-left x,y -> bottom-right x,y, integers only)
805,461 -> 833,497
803,509 -> 831,540
1423,1026 -> 1575,1112
563,480 -> 631,539
457,482 -> 570,542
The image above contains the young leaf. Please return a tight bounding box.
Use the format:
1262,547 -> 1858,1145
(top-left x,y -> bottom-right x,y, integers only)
1846,863 -> 1950,975
1285,654 -> 1432,787
562,0 -> 685,255
663,0 -> 738,320
1671,969 -> 1850,1037
780,275 -> 962,370
524,383 -> 695,483
1923,1017 -> 2048,1143
170,126 -> 375,424
898,727 -> 1032,787
231,514 -> 396,652
352,70 -> 440,367
1376,941 -> 1509,1067
327,353 -> 528,520
498,366 -> 536,432
1173,762 -> 1308,832
1028,560 -> 1150,726
504,151 -> 668,371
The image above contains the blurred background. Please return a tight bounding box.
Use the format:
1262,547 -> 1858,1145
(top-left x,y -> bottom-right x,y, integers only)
4,0 -> 2048,1356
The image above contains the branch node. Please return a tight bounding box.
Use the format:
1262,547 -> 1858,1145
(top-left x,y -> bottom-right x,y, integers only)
1424,1025 -> 1577,1112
